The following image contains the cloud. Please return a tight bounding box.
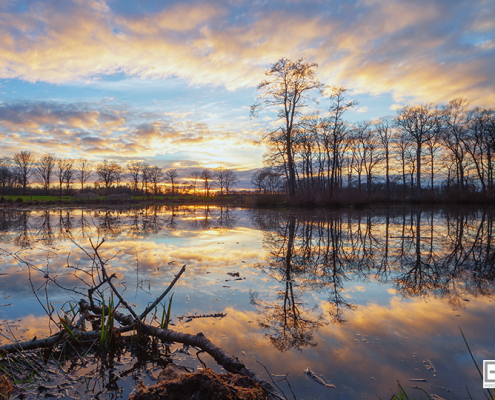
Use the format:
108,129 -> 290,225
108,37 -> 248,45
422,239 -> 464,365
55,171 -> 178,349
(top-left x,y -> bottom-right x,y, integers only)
0,100 -> 260,170
0,0 -> 493,105
356,106 -> 368,113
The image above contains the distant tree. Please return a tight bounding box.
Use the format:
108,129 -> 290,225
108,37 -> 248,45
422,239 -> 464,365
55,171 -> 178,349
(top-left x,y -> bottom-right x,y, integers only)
34,153 -> 56,195
165,169 -> 179,195
112,163 -> 125,193
201,169 -> 213,196
149,166 -> 165,195
251,167 -> 281,194
251,58 -> 324,197
127,161 -> 142,194
95,160 -> 120,195
189,171 -> 202,196
441,98 -> 470,192
375,120 -> 392,196
55,158 -> 70,196
63,159 -> 76,195
13,151 -> 34,195
214,167 -> 239,195
395,103 -> 442,199
140,163 -> 151,196
77,158 -> 92,194
323,86 -> 358,195
0,157 -> 15,194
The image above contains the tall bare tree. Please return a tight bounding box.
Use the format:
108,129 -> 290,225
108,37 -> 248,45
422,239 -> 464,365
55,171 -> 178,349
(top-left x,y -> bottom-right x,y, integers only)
77,159 -> 92,194
127,161 -> 142,195
376,120 -> 392,196
165,169 -> 179,195
395,103 -> 441,199
324,86 -> 358,195
251,58 -> 324,197
189,171 -> 201,196
13,151 -> 34,195
201,169 -> 213,196
95,160 -> 120,195
140,163 -> 151,196
63,159 -> 76,195
149,166 -> 165,195
34,153 -> 56,195
0,157 -> 15,194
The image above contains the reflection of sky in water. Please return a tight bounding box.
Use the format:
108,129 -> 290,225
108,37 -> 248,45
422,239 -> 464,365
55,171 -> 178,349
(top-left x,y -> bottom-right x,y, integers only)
0,205 -> 494,399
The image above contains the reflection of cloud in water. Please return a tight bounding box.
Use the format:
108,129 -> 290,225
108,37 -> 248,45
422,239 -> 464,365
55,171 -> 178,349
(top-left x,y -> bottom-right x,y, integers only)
1,206 -> 495,399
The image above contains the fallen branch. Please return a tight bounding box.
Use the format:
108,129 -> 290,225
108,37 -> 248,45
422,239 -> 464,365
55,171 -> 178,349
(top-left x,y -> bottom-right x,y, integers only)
0,326 -> 134,354
80,299 -> 285,399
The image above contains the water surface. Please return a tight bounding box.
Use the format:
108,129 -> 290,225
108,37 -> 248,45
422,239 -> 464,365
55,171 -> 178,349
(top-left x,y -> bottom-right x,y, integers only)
0,205 -> 494,399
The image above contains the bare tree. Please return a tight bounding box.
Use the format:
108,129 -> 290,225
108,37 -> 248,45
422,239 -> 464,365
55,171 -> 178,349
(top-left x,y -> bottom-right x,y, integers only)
149,166 -> 165,195
34,154 -> 56,195
201,169 -> 213,196
77,159 -> 92,194
0,157 -> 15,194
112,163 -> 125,193
127,161 -> 142,195
165,169 -> 179,195
95,160 -> 120,195
441,98 -> 470,192
214,167 -> 229,196
189,171 -> 202,196
63,159 -> 76,195
140,163 -> 151,196
13,151 -> 34,195
376,120 -> 392,196
251,58 -> 324,197
395,103 -> 441,199
323,86 -> 358,195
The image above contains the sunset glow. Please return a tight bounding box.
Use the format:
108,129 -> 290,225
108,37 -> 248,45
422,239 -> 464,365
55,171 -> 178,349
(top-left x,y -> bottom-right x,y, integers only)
1,0 -> 493,183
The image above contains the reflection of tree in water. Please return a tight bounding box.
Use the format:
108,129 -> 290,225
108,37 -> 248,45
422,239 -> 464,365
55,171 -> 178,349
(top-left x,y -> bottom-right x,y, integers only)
250,208 -> 495,350
395,208 -> 495,305
188,206 -> 238,231
251,215 -> 325,352
14,211 -> 31,249
0,210 -> 32,246
141,206 -> 164,235
215,206 -> 237,231
95,210 -> 123,238
36,210 -> 55,245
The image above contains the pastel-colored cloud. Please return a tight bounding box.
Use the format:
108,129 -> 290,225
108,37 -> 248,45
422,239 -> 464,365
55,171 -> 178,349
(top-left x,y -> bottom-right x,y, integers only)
0,0 -> 492,106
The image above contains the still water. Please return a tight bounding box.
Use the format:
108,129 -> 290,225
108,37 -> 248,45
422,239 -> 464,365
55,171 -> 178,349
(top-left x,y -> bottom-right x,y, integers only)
0,205 -> 494,399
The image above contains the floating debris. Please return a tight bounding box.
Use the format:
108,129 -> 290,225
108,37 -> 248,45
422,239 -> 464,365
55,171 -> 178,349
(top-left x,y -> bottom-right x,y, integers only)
304,367 -> 335,389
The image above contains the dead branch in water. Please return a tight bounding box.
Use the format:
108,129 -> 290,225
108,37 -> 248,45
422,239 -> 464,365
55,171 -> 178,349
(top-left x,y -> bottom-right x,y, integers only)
0,239 -> 286,400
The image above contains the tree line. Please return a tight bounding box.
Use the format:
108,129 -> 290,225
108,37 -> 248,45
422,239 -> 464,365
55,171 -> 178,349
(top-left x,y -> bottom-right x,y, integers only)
0,153 -> 238,196
250,58 -> 495,201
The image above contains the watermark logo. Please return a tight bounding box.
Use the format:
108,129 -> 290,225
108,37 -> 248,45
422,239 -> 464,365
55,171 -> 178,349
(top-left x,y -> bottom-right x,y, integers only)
483,361 -> 495,388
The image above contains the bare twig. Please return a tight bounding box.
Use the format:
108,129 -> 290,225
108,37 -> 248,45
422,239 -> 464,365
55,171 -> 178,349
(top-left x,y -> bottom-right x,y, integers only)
139,264 -> 186,320
257,360 -> 290,400
89,238 -> 140,322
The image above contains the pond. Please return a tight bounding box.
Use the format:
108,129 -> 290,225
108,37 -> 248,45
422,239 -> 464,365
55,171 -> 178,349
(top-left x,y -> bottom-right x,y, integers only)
0,205 -> 494,399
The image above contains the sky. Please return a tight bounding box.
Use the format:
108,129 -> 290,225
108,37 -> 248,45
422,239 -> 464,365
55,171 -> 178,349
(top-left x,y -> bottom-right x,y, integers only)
0,0 -> 494,186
